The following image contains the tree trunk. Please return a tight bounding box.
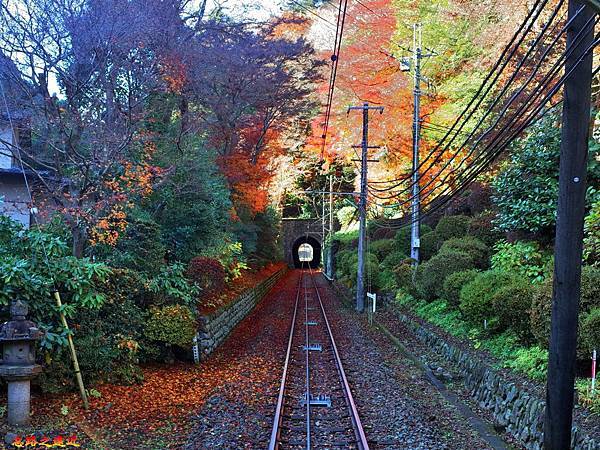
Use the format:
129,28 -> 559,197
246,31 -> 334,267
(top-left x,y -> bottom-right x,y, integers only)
71,225 -> 86,258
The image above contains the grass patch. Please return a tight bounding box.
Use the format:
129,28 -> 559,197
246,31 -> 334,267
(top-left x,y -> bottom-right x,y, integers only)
395,292 -> 548,381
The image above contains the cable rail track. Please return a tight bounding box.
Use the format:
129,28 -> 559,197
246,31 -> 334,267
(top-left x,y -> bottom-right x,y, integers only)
268,266 -> 369,450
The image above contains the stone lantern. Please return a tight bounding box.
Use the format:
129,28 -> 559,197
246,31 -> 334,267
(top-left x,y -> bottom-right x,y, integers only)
0,300 -> 42,425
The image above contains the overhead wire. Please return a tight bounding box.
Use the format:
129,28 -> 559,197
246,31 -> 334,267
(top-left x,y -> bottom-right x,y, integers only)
370,52 -> 600,231
370,10 -> 597,213
369,0 -> 576,203
368,0 -> 555,188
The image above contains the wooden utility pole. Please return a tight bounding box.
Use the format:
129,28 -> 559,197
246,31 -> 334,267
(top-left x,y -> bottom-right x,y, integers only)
544,1 -> 595,448
348,103 -> 383,312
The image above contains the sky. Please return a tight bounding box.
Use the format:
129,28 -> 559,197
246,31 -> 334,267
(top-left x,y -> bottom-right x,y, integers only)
205,0 -> 282,21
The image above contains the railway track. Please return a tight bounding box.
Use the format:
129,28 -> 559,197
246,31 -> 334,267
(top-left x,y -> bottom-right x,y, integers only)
268,267 -> 369,450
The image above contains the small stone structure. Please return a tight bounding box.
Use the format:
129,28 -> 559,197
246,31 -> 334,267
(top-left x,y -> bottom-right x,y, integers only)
392,309 -> 600,450
0,300 -> 42,425
281,218 -> 323,268
196,268 -> 286,360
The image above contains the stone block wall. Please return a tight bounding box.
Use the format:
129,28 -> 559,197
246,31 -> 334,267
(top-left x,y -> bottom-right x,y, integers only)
196,269 -> 286,360
393,309 -> 599,450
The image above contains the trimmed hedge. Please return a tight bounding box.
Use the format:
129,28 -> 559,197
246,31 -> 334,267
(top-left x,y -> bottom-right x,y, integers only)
393,262 -> 416,294
440,236 -> 490,269
369,239 -> 395,261
469,211 -> 503,247
394,224 -> 433,255
415,249 -> 475,300
435,215 -> 472,241
530,266 -> 600,358
443,269 -> 479,308
581,308 -> 600,358
491,278 -> 535,343
381,251 -> 409,270
420,231 -> 441,261
459,270 -> 522,326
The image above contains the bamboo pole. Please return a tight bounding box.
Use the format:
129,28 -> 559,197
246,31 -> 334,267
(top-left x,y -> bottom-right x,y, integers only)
54,291 -> 89,410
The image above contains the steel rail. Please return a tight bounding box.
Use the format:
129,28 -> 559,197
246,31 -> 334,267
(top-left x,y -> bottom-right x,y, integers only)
303,266 -> 312,448
308,268 -> 370,450
268,270 -> 304,450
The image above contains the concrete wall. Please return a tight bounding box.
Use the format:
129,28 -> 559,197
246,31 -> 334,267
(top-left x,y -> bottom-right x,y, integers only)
0,127 -> 13,169
392,309 -> 599,450
0,173 -> 29,227
196,268 -> 287,360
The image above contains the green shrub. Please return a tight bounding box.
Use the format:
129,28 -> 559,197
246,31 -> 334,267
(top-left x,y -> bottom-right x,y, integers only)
145,305 -> 197,349
347,252 -> 381,290
491,278 -> 535,343
394,224 -> 432,255
415,249 -> 475,300
469,211 -> 504,247
335,249 -> 355,279
336,250 -> 381,290
491,240 -> 551,283
420,231 -> 441,261
37,270 -> 147,392
106,211 -> 166,275
147,262 -> 200,307
334,229 -> 359,249
379,268 -> 396,291
381,251 -> 409,270
435,215 -> 472,242
369,239 -> 395,260
580,308 -> 600,358
443,269 -> 479,308
440,236 -> 490,269
393,262 -> 416,294
506,346 -> 548,381
584,199 -> 600,265
530,266 -> 600,357
459,270 -> 522,327
576,378 -> 600,414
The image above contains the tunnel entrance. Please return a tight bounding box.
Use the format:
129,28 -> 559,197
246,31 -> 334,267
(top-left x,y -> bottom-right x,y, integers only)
292,235 -> 321,269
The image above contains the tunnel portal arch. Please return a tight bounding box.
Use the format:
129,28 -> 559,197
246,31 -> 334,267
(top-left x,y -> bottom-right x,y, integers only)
291,235 -> 321,269
281,218 -> 323,268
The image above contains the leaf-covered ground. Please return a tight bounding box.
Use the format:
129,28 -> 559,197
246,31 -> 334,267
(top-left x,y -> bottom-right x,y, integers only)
2,269 -> 501,449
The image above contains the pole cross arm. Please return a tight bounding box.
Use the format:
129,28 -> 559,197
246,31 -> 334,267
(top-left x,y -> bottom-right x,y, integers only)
347,105 -> 384,113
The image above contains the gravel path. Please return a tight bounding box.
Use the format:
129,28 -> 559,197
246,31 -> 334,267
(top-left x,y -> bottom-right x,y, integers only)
185,270 -> 499,449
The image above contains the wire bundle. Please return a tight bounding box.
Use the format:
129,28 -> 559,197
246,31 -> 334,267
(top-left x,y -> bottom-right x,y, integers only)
368,0 -> 599,230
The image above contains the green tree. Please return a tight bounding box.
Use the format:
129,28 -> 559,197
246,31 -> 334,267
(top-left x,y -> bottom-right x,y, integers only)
492,114 -> 600,235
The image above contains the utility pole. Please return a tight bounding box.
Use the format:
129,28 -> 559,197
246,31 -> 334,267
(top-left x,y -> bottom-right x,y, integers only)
410,23 -> 423,265
328,174 -> 334,278
322,188 -> 326,268
405,23 -> 435,265
348,103 -> 383,312
544,1 -> 595,448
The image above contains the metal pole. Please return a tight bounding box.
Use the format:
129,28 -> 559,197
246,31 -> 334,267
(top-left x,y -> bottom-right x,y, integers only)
410,23 -> 422,266
356,103 -> 369,312
544,1 -> 595,448
329,174 -> 334,278
322,188 -> 326,268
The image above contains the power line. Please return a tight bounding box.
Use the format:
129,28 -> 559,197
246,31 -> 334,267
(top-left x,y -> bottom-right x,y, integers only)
371,12 -> 597,213
369,0 -> 555,188
370,0 -> 576,203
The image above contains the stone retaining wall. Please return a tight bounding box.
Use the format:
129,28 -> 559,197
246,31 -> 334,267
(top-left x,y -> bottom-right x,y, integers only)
196,269 -> 286,360
392,308 -> 599,450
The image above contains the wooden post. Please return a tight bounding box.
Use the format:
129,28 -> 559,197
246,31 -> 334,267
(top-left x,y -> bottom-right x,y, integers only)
544,1 -> 595,447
